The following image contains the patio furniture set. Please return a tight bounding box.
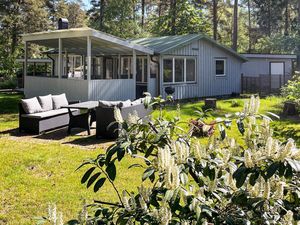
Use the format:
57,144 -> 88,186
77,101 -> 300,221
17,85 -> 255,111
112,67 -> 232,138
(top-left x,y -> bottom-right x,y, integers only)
19,93 -> 149,139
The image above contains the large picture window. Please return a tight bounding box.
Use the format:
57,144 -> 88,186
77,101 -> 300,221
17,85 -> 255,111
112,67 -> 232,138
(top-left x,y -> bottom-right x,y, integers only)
163,57 -> 196,83
215,59 -> 226,76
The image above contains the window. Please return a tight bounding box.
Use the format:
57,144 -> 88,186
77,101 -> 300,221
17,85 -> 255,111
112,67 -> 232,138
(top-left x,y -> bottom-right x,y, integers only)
163,57 -> 196,83
136,57 -> 148,83
63,55 -> 83,79
175,59 -> 184,82
163,59 -> 173,83
215,59 -> 226,76
186,59 -> 196,82
92,57 -> 103,79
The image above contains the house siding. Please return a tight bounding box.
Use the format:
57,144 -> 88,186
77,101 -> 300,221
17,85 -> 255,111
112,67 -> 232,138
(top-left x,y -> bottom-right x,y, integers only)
241,57 -> 293,77
160,39 -> 242,99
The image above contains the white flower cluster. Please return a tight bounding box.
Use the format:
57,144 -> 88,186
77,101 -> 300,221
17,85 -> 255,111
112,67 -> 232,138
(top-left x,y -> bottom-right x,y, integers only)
78,200 -> 88,224
122,191 -> 138,212
114,107 -> 124,123
157,146 -> 181,189
243,95 -> 260,115
244,137 -> 300,168
173,141 -> 190,164
48,203 -> 63,225
127,110 -> 140,125
151,203 -> 172,225
192,141 -> 207,162
247,177 -> 285,200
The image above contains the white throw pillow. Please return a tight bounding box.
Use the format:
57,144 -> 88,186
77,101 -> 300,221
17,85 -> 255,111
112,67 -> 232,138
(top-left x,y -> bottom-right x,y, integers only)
38,94 -> 53,111
98,100 -> 122,108
131,98 -> 143,106
21,97 -> 42,114
120,100 -> 132,108
52,93 -> 69,109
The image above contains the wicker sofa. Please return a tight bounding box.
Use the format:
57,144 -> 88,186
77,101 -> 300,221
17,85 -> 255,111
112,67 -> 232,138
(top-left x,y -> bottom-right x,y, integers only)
19,94 -> 79,134
96,99 -> 150,139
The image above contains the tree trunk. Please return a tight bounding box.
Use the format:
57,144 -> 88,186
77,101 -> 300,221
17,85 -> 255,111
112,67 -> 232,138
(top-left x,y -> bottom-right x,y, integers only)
232,0 -> 238,51
99,0 -> 105,31
267,0 -> 271,37
213,0 -> 218,40
141,0 -> 145,27
284,0 -> 289,35
247,0 -> 252,53
297,0 -> 300,71
170,0 -> 176,35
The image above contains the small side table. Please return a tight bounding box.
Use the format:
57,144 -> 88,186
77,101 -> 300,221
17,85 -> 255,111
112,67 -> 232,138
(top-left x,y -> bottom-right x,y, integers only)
62,101 -> 98,135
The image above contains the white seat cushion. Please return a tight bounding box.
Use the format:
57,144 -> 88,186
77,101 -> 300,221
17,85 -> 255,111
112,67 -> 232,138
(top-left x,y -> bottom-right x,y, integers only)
38,94 -> 53,111
99,100 -> 122,108
119,99 -> 132,108
52,93 -> 69,109
21,108 -> 78,119
21,97 -> 42,114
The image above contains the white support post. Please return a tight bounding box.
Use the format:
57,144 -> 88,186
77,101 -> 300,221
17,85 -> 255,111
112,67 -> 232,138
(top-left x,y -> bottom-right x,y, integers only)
58,38 -> 62,78
147,54 -> 151,94
87,36 -> 92,81
132,49 -> 137,99
118,54 -> 121,78
24,41 -> 28,82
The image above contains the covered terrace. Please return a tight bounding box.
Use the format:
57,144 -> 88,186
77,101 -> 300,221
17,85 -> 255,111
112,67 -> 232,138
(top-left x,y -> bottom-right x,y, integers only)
22,28 -> 155,101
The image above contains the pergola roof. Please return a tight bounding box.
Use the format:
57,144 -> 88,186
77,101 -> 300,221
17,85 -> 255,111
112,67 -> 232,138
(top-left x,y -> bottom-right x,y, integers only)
22,27 -> 154,55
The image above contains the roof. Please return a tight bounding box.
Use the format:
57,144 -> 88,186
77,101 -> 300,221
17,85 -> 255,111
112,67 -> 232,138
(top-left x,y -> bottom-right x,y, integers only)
131,34 -> 248,62
241,53 -> 296,60
22,28 -> 154,55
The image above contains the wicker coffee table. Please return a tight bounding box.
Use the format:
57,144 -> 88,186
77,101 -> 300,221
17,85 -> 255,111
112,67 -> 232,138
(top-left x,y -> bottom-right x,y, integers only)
63,101 -> 98,135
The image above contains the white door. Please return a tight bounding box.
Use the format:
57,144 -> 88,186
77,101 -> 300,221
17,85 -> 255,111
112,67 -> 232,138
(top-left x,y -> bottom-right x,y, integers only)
270,62 -> 284,75
270,62 -> 284,89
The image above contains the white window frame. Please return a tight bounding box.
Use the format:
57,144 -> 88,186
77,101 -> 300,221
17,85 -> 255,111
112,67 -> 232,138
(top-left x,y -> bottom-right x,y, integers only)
215,58 -> 226,77
162,56 -> 197,84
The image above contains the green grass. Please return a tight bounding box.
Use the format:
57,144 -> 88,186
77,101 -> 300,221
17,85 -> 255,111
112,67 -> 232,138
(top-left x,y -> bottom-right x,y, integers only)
0,93 -> 299,224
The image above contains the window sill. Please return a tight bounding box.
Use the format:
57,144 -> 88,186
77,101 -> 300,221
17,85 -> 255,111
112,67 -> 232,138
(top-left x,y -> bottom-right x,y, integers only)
216,75 -> 226,77
163,81 -> 197,85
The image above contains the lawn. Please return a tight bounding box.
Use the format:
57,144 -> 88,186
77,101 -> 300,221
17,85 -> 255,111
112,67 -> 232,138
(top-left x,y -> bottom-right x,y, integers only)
0,93 -> 299,224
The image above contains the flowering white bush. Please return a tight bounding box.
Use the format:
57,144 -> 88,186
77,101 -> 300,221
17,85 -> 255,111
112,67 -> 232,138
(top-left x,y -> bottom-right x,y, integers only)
73,95 -> 300,225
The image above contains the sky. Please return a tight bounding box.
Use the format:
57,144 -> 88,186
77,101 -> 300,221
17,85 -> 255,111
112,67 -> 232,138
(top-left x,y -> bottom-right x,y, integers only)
82,0 -> 92,9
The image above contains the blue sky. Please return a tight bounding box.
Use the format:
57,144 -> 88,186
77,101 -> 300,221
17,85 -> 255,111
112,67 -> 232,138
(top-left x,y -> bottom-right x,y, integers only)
82,0 -> 92,9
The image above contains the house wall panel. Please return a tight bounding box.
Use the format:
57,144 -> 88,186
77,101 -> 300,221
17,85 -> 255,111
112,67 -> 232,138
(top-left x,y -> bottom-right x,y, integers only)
161,40 -> 242,99
89,79 -> 135,101
24,76 -> 89,101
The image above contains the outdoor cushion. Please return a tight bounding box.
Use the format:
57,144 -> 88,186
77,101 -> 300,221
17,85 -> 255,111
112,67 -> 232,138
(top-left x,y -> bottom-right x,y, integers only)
120,100 -> 132,108
21,97 -> 43,114
38,94 -> 53,111
131,98 -> 143,106
21,108 -> 78,119
52,93 -> 69,109
99,100 -> 122,108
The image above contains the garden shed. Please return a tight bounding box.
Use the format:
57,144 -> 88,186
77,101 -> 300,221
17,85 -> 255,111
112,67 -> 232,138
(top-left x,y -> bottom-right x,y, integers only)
22,27 -> 247,101
241,53 -> 296,94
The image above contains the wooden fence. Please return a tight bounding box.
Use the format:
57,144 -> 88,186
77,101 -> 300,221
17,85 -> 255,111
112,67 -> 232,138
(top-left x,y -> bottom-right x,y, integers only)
241,74 -> 291,95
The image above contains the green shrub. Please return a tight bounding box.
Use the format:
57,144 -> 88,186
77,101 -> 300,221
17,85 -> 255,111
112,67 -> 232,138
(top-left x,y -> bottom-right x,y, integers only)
39,95 -> 300,225
0,77 -> 17,89
281,75 -> 300,104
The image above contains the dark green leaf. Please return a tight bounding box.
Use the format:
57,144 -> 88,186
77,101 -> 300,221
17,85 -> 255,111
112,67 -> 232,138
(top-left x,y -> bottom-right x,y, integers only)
266,162 -> 280,179
106,162 -> 116,181
81,167 -> 96,184
87,172 -> 101,188
117,148 -> 125,161
66,220 -> 80,225
233,166 -> 250,188
249,171 -> 259,186
237,120 -> 245,135
94,178 -> 106,192
145,145 -> 155,158
106,146 -> 118,164
142,167 -> 155,181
